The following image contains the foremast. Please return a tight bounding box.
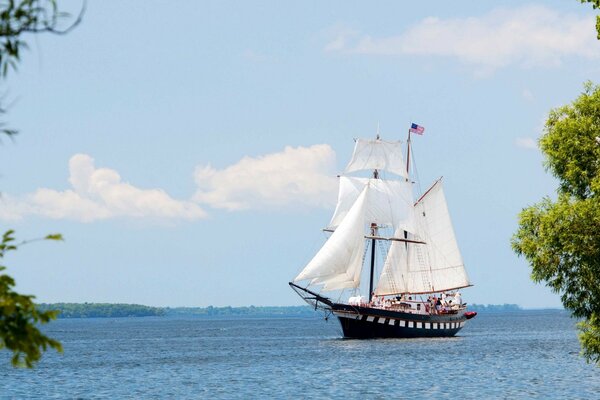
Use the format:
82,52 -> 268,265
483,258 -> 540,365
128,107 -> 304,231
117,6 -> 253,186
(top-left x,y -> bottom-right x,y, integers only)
368,149 -> 380,302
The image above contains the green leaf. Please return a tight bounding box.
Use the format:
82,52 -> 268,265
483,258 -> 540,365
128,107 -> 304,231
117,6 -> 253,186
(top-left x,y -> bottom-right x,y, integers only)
44,233 -> 63,241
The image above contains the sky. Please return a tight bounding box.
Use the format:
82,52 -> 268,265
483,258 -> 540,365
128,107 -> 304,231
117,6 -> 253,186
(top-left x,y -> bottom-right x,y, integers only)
0,1 -> 598,308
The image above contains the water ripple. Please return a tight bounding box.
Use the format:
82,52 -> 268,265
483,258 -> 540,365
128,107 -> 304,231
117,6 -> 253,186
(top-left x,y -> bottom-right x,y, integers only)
0,311 -> 599,399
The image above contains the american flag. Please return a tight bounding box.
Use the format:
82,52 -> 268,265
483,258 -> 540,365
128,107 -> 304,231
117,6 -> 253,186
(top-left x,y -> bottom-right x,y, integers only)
409,123 -> 425,135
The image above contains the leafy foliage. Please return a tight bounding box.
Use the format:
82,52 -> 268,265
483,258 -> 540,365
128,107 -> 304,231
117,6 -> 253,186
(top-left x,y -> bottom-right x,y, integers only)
512,82 -> 600,364
580,315 -> 600,363
580,0 -> 600,39
0,230 -> 63,367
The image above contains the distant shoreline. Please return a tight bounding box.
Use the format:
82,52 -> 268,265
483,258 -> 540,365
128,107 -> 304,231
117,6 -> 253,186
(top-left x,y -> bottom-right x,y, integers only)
35,302 -> 563,319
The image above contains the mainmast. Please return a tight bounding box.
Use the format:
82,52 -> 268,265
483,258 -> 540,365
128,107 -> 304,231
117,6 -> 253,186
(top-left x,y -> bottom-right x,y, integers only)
403,128 -> 412,293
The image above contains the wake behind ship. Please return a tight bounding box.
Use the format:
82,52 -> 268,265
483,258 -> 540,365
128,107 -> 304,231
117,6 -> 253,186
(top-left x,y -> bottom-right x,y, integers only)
290,126 -> 477,338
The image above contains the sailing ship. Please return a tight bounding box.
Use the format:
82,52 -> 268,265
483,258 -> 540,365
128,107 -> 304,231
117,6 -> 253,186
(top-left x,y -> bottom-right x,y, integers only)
289,128 -> 476,338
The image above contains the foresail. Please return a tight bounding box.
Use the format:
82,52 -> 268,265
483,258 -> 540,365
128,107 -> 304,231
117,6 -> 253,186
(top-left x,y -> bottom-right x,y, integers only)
345,138 -> 408,178
374,179 -> 470,295
294,186 -> 369,291
329,176 -> 364,228
328,177 -> 416,234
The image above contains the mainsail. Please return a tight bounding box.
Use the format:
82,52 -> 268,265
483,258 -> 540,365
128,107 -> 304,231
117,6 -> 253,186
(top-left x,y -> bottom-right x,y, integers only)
375,179 -> 470,295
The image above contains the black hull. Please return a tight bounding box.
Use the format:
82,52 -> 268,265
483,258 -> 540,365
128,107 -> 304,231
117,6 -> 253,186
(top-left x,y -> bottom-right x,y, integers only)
332,303 -> 466,339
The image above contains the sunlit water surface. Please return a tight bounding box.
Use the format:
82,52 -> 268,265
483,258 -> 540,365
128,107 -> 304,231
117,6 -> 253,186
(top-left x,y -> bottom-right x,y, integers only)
1,310 -> 599,399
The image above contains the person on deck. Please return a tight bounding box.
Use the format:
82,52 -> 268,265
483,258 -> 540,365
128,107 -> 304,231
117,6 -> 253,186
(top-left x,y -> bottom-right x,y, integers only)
429,296 -> 436,313
455,291 -> 462,306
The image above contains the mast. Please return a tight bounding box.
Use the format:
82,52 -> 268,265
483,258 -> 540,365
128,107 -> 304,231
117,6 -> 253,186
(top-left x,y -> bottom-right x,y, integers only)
368,222 -> 377,302
367,131 -> 381,303
404,127 -> 412,293
406,129 -> 412,175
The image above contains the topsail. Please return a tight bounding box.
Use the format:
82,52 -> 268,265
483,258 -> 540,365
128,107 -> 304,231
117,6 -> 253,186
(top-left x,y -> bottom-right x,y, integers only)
344,138 -> 408,178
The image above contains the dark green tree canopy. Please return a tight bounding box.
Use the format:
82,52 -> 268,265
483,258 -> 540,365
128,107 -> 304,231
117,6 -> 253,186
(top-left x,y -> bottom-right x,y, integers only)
513,82 -> 600,364
0,230 -> 63,367
541,81 -> 600,199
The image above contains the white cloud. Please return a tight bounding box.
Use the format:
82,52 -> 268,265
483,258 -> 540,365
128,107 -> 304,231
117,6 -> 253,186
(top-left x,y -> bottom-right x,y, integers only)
325,6 -> 600,72
0,145 -> 340,222
194,144 -> 338,211
515,137 -> 538,150
0,154 -> 207,222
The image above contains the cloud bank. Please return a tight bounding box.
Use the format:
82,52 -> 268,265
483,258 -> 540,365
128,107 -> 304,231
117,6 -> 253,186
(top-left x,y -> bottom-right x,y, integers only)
0,154 -> 207,222
194,144 -> 337,210
0,145 -> 339,222
326,5 -> 599,72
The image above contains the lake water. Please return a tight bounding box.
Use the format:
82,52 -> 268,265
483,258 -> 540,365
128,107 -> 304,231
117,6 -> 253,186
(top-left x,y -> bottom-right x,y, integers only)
1,310 -> 599,399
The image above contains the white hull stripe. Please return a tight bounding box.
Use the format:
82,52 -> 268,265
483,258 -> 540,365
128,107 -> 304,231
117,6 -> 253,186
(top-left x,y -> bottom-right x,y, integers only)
333,311 -> 465,330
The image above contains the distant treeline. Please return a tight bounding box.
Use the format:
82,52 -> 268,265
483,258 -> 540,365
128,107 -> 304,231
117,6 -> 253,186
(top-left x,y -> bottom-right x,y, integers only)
37,303 -> 315,319
38,302 -> 526,319
468,304 -> 521,312
37,303 -> 165,318
164,305 -> 316,318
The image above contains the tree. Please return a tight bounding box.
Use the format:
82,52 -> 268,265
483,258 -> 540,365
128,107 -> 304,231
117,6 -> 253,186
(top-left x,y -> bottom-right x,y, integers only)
0,230 -> 63,367
580,0 -> 600,39
512,81 -> 600,364
0,0 -> 83,367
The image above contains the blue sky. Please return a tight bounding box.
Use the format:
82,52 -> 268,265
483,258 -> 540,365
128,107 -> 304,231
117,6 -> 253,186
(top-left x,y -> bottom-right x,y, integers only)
0,1 -> 598,307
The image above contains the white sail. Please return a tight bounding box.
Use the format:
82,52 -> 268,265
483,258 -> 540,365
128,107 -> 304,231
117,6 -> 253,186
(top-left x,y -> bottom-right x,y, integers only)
375,179 -> 470,295
294,186 -> 369,291
329,176 -> 416,234
329,176 -> 364,228
373,228 -> 409,295
415,180 -> 470,292
345,138 -> 408,178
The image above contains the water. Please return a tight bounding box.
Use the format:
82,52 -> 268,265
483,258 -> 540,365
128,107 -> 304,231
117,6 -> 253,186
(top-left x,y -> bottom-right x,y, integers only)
1,310 -> 599,399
